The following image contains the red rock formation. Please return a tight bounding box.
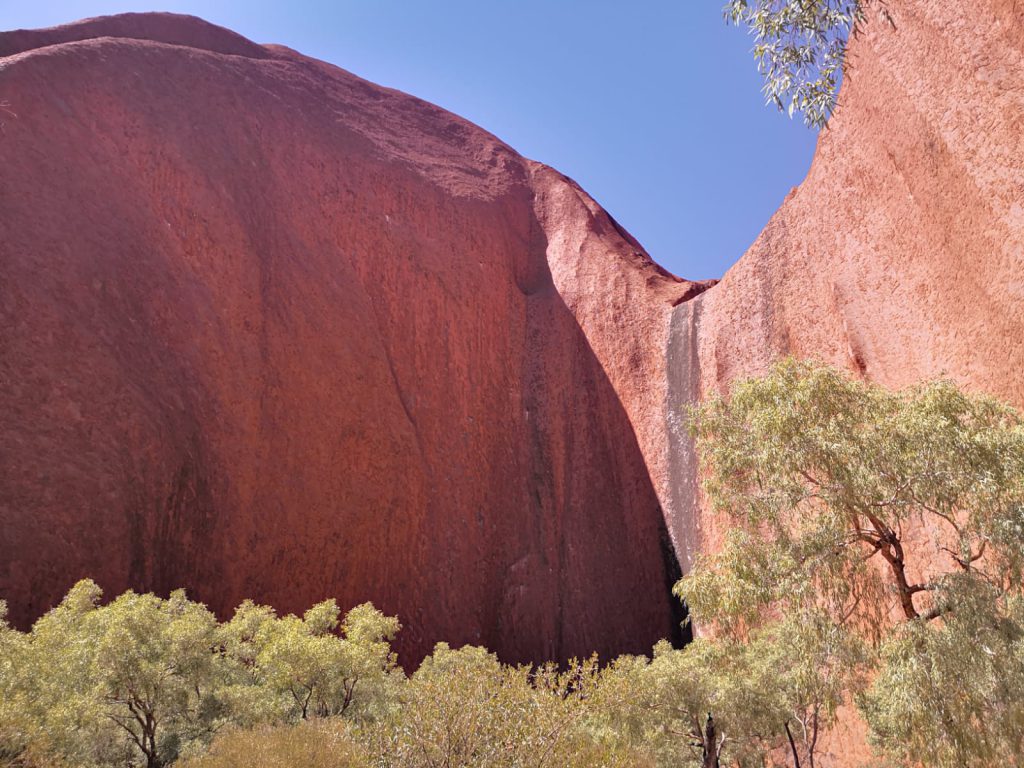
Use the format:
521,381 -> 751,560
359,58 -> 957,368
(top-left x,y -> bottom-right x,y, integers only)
2,1 -> 1021,698
665,0 -> 1024,563
0,13 -> 705,663
662,3 -> 1023,763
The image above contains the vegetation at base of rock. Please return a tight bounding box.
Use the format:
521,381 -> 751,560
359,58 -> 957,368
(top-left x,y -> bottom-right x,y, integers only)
678,358 -> 1024,767
725,0 -> 869,128
177,721 -> 371,768
2,361 -> 1022,767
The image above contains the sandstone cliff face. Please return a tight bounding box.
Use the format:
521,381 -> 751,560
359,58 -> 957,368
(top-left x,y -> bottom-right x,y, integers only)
662,3 -> 1024,763
0,13 -> 704,663
664,0 -> 1024,567
2,0 -> 1021,682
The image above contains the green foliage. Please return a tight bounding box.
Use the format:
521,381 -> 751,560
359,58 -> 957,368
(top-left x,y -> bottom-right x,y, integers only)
179,721 -> 371,768
600,639 -> 779,767
860,586 -> 1024,767
678,358 -> 1024,767
365,643 -> 643,768
220,598 -> 401,723
750,610 -> 869,765
2,587 -> 643,768
0,601 -> 37,765
725,0 -> 867,127
377,643 -> 528,767
0,584 -> 401,768
602,616 -> 866,768
90,588 -> 226,765
680,358 -> 1024,622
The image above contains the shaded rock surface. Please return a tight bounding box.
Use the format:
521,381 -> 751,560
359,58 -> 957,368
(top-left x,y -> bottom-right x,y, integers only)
0,13 -> 706,663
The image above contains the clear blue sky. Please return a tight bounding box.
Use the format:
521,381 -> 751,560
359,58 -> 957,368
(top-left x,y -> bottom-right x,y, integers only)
2,1 -> 819,280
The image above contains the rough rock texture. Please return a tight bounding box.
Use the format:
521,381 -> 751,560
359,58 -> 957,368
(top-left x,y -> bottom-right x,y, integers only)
665,0 -> 1024,567
0,13 -> 706,663
2,0 -> 1022,702
664,2 -> 1023,764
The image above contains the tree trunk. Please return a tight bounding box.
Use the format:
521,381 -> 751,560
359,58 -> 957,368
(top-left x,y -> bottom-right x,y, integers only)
702,714 -> 720,768
144,714 -> 162,768
785,722 -> 802,768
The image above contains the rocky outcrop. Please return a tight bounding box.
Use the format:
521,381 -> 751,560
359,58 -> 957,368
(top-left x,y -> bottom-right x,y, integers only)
2,0 -> 1021,684
664,4 -> 1024,763
664,0 -> 1024,565
0,13 -> 706,663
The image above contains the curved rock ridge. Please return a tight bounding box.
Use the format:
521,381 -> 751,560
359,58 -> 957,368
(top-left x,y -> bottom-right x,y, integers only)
0,12 -> 271,59
0,12 -> 709,664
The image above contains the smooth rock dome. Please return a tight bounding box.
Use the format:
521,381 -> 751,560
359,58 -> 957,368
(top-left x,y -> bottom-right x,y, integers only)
0,11 -> 701,664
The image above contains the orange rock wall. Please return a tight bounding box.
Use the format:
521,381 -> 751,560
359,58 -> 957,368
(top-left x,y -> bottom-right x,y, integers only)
665,0 -> 1024,564
0,14 -> 693,664
662,4 -> 1023,763
2,0 -> 1022,694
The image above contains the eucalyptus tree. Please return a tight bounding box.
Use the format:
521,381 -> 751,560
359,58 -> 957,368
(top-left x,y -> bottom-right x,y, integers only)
367,643 -> 642,768
1,581 -> 230,768
677,358 -> 1024,767
221,598 -> 401,724
0,584 -> 402,767
725,0 -> 869,127
598,639 -> 784,768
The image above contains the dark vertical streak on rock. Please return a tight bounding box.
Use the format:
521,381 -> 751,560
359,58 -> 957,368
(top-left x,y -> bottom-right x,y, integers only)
659,519 -> 690,648
666,295 -> 704,575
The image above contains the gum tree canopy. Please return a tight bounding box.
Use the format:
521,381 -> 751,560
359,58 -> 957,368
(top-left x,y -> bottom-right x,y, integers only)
678,359 -> 1024,768
726,0 -> 868,127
